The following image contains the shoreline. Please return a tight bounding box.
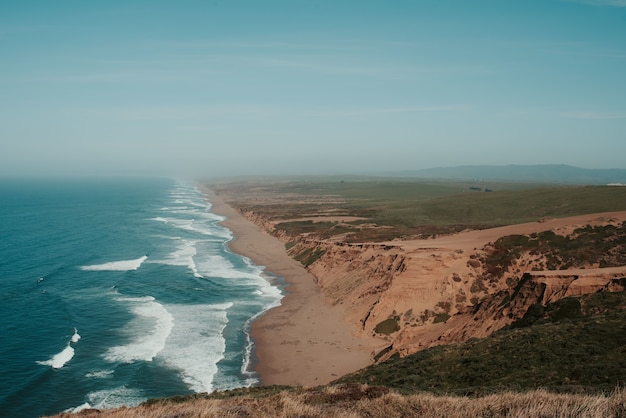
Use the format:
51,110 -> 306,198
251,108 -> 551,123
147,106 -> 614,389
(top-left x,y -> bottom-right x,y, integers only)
200,185 -> 376,387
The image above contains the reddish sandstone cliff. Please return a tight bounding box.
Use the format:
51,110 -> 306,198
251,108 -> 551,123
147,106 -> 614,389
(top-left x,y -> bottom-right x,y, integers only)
233,205 -> 626,362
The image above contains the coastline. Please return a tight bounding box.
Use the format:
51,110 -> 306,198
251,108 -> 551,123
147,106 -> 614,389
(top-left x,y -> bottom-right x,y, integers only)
200,185 -> 375,386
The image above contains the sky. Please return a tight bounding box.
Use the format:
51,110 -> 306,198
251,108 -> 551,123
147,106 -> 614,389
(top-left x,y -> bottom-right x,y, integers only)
1,0 -> 626,178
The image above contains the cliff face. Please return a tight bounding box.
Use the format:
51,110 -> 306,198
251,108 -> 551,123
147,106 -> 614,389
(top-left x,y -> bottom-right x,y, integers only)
234,205 -> 626,362
295,241 -> 626,362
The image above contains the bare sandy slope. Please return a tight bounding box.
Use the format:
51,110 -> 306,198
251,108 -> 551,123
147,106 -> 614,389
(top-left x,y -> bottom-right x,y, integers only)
200,186 -> 380,386
395,211 -> 626,253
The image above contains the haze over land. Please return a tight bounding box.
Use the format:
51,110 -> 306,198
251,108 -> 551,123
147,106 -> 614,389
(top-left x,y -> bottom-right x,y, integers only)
1,1 -> 626,178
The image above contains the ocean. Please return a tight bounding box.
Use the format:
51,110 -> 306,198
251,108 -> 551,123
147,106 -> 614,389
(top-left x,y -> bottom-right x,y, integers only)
0,178 -> 283,417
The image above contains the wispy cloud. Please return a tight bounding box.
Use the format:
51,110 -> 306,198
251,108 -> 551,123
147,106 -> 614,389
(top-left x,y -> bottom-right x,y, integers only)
336,105 -> 472,117
59,104 -> 289,122
244,56 -> 408,78
562,111 -> 626,119
147,38 -> 415,53
56,103 -> 472,124
563,0 -> 626,7
1,65 -> 223,84
247,56 -> 485,78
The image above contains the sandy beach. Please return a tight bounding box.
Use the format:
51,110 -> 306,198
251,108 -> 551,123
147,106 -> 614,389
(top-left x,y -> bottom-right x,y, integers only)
200,186 -> 377,387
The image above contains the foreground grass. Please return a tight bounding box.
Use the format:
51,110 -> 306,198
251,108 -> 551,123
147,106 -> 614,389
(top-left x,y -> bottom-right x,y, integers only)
51,384 -> 626,418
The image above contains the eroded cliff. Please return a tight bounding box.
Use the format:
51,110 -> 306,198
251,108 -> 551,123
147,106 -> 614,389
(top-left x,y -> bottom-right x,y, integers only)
232,201 -> 626,362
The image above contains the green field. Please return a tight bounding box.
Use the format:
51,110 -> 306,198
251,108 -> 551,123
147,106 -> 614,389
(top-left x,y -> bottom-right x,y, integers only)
219,178 -> 626,241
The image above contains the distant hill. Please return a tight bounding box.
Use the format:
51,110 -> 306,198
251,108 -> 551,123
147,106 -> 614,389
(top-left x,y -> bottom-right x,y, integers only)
393,165 -> 626,185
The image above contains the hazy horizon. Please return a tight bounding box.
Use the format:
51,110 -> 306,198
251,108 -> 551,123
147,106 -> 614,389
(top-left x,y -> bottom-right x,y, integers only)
2,1 -> 626,178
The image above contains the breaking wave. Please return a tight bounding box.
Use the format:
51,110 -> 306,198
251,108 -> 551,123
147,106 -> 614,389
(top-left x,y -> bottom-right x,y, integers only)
37,328 -> 81,369
104,296 -> 174,363
81,256 -> 148,271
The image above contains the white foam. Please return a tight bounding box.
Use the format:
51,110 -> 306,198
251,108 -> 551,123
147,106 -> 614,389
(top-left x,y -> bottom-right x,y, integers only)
195,253 -> 268,282
150,213 -> 230,239
186,200 -> 210,209
86,386 -> 146,409
71,327 -> 81,343
85,369 -> 114,379
191,222 -> 231,239
104,296 -> 174,363
159,303 -> 232,393
195,255 -> 242,279
81,256 -> 148,271
257,280 -> 283,299
241,295 -> 283,384
37,344 -> 75,369
164,208 -> 221,220
37,327 -> 81,369
150,238 -> 203,277
65,402 -> 92,413
193,248 -> 283,305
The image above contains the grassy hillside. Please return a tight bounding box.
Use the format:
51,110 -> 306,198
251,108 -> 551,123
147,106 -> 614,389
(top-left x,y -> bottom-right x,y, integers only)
336,291 -> 626,395
397,164 -> 626,184
215,178 -> 626,241
51,384 -> 626,417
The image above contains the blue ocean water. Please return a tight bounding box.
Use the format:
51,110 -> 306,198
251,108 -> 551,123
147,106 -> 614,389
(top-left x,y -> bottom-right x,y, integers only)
0,178 -> 283,417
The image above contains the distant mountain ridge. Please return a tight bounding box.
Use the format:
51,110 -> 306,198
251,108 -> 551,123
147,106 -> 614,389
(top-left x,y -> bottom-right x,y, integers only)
394,164 -> 626,185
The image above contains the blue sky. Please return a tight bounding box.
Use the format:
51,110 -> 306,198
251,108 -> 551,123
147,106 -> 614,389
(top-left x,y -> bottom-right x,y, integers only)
1,0 -> 625,177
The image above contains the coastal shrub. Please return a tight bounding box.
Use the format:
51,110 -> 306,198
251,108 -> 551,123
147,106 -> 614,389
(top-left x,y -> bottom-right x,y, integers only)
275,220 -> 336,236
373,345 -> 394,362
548,298 -> 582,322
374,317 -> 400,335
436,301 -> 452,313
292,247 -> 326,267
470,278 -> 488,294
433,312 -> 450,323
339,291 -> 626,395
479,223 -> 626,279
510,303 -> 545,328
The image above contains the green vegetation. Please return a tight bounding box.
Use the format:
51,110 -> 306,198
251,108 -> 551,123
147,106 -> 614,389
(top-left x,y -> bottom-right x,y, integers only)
337,291 -> 626,395
374,317 -> 400,335
433,312 -> 450,323
290,246 -> 326,267
275,220 -> 360,239
481,222 -> 626,278
222,179 -> 626,241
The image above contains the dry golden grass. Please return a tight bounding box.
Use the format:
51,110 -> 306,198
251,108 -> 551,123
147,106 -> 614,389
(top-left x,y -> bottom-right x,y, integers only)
49,384 -> 626,418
